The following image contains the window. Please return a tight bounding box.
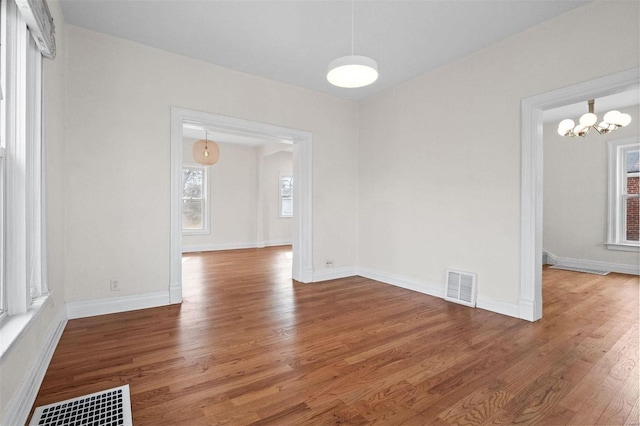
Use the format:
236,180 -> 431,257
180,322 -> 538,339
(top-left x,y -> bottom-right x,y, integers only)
182,165 -> 209,234
1,0 -> 49,350
279,173 -> 293,217
607,138 -> 640,251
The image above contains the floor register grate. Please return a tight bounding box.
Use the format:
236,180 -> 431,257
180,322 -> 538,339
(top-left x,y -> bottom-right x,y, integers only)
549,265 -> 610,275
30,385 -> 132,426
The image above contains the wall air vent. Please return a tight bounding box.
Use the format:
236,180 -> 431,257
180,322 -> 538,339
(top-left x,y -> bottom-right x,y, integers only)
445,269 -> 477,308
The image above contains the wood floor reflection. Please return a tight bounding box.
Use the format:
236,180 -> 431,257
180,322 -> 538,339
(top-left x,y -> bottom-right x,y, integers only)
31,246 -> 639,425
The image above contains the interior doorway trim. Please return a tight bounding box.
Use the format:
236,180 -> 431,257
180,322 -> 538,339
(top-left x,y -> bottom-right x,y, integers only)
170,107 -> 313,303
520,67 -> 639,321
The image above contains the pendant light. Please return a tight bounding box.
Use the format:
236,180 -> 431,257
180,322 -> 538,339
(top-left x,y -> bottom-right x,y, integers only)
558,99 -> 632,137
327,2 -> 378,88
192,131 -> 220,166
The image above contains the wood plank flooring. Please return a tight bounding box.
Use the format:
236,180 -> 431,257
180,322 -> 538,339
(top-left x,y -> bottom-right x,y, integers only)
30,246 -> 639,425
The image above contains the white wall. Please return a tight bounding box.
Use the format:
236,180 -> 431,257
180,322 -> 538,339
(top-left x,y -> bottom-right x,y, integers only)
63,24 -> 358,302
182,140 -> 257,249
182,140 -> 292,251
0,0 -> 68,420
357,1 -> 639,310
543,104 -> 639,266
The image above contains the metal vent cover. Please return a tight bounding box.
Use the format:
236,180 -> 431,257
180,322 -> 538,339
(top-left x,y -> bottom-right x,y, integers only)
30,385 -> 132,426
445,269 -> 477,308
549,265 -> 610,275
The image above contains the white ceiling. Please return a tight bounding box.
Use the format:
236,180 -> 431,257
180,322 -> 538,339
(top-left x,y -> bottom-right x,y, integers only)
59,0 -> 589,101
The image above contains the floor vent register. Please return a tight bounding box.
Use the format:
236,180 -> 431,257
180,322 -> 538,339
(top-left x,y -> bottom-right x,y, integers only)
549,265 -> 610,275
30,385 -> 132,426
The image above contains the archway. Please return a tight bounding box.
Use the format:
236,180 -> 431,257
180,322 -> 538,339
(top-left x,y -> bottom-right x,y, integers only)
519,68 -> 639,321
169,108 -> 313,303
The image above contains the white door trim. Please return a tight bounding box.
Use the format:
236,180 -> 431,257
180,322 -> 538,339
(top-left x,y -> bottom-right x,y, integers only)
170,108 -> 314,303
519,67 -> 639,321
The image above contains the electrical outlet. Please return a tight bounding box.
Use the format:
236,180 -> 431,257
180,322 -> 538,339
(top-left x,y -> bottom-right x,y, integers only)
110,279 -> 120,291
325,259 -> 334,268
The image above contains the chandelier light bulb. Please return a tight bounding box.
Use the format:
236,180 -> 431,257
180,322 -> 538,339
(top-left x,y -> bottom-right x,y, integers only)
603,110 -> 621,125
617,113 -> 632,127
558,119 -> 575,135
579,112 -> 597,127
598,121 -> 612,133
574,124 -> 588,136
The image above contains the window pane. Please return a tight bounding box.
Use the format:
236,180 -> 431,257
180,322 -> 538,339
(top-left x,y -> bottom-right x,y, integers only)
627,150 -> 639,195
183,169 -> 203,198
281,176 -> 293,197
627,150 -> 639,173
182,200 -> 203,230
281,198 -> 293,217
627,197 -> 639,242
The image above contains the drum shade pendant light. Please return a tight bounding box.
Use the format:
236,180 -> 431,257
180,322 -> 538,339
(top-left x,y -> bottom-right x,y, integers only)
327,2 -> 378,88
193,131 -> 220,165
558,99 -> 632,137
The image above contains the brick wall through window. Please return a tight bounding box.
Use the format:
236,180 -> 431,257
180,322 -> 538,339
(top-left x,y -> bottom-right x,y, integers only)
628,176 -> 639,241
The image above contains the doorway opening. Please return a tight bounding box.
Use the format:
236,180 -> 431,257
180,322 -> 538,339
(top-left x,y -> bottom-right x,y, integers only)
519,67 -> 639,321
170,108 -> 313,303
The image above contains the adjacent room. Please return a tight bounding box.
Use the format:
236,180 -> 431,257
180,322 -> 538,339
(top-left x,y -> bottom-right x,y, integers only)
1,1 -> 638,424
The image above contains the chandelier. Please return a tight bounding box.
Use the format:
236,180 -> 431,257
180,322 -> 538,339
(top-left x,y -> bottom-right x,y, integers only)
557,99 -> 632,137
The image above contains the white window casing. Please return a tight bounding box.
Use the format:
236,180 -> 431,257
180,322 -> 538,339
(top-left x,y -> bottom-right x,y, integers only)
0,0 -> 50,357
606,137 -> 640,252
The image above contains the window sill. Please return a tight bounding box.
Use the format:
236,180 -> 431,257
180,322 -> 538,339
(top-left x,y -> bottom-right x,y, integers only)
183,230 -> 210,236
606,242 -> 640,252
0,295 -> 48,360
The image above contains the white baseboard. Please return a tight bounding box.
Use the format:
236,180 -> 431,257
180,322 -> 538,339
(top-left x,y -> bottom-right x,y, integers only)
477,295 -> 520,318
357,267 -> 445,298
518,297 -> 538,322
357,267 -> 521,319
182,240 -> 292,253
169,283 -> 182,304
66,291 -> 171,319
313,266 -> 357,282
552,256 -> 639,275
543,249 -> 558,265
2,306 -> 67,426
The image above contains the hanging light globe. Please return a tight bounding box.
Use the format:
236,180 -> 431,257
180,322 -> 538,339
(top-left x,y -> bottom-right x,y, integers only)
193,138 -> 220,166
327,55 -> 378,88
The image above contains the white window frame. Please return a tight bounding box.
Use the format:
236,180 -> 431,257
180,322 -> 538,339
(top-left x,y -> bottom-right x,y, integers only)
0,145 -> 5,320
181,164 -> 209,235
0,0 -> 49,357
606,137 -> 640,252
279,172 -> 293,218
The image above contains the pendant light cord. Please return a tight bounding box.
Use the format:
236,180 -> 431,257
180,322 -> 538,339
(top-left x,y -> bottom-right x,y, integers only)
351,1 -> 354,55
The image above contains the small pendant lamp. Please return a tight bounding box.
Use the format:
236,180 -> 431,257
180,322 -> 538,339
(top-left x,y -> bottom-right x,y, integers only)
192,131 -> 220,166
327,1 -> 378,89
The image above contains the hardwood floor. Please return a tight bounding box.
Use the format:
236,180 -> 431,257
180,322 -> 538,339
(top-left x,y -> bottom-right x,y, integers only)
31,246 -> 639,425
